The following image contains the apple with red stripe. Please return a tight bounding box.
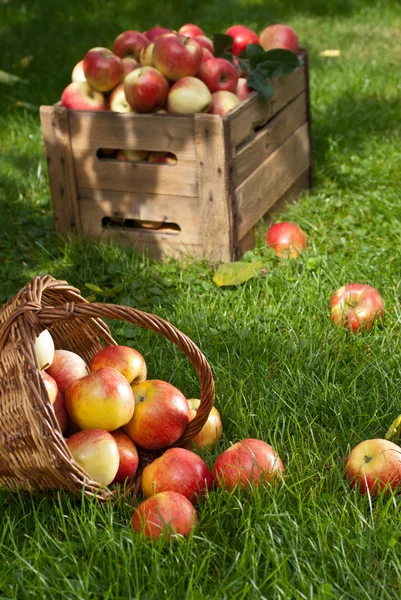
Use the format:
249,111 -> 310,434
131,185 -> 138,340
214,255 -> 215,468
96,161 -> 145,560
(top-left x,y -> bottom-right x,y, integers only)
344,438 -> 401,495
330,284 -> 384,332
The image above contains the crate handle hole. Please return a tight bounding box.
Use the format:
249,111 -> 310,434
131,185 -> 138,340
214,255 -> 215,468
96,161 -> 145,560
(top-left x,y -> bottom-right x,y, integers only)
102,217 -> 181,233
97,149 -> 177,165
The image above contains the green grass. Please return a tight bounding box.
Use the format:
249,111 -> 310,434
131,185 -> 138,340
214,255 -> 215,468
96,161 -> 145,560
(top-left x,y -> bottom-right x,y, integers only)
2,0 -> 401,598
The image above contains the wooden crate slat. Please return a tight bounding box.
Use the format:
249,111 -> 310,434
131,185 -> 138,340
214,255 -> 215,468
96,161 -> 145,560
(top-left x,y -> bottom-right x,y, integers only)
235,123 -> 310,241
232,91 -> 307,188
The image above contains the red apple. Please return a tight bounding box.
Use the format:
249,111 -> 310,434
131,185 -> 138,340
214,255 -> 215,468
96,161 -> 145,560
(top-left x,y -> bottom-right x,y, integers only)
110,431 -> 139,484
66,429 -> 119,486
232,56 -> 248,78
197,57 -> 238,93
122,57 -> 140,78
116,149 -> 149,161
209,90 -> 240,116
124,66 -> 169,113
139,42 -> 154,67
329,284 -> 385,332
225,25 -> 259,57
188,399 -> 223,449
46,349 -> 89,394
259,24 -> 299,54
83,47 -> 123,92
90,345 -> 147,384
265,221 -> 307,258
132,491 -> 198,539
194,35 -> 214,54
53,390 -> 69,433
35,329 -> 55,369
40,370 -> 58,404
113,30 -> 149,60
344,439 -> 401,495
153,33 -> 203,81
147,151 -> 177,165
178,23 -> 205,38
61,81 -> 107,111
144,27 -> 173,42
109,83 -> 134,113
200,48 -> 214,65
235,77 -> 252,100
212,438 -> 284,490
72,59 -> 86,82
65,367 -> 135,431
141,447 -> 212,503
123,379 -> 190,450
167,76 -> 212,114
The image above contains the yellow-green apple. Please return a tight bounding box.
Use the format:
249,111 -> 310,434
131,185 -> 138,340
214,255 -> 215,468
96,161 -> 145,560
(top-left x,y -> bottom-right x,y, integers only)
61,81 -> 107,111
122,57 -> 140,78
209,90 -> 240,115
83,47 -> 124,92
124,66 -> 169,113
66,429 -> 119,486
72,59 -> 86,82
147,151 -> 177,165
90,345 -> 147,384
152,33 -> 203,81
116,149 -> 149,161
112,30 -> 149,60
178,23 -> 205,37
139,42 -> 154,67
141,447 -> 212,503
167,76 -> 212,114
188,399 -> 223,449
225,25 -> 259,56
344,438 -> 401,495
236,77 -> 252,100
109,83 -> 134,113
330,284 -> 385,332
46,349 -> 89,394
212,438 -> 284,490
40,370 -> 58,404
259,24 -> 299,54
197,57 -> 238,93
123,379 -> 190,450
65,367 -> 135,431
110,430 -> 139,484
132,490 -> 198,539
265,221 -> 307,258
53,390 -> 69,433
35,329 -> 55,369
144,26 -> 172,42
200,48 -> 214,65
194,35 -> 214,54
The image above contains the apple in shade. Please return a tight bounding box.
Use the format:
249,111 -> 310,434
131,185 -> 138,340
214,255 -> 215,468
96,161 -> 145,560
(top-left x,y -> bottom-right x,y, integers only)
188,399 -> 223,449
83,47 -> 123,92
144,26 -> 172,42
167,76 -> 212,114
212,438 -> 284,491
209,90 -> 240,116
329,284 -> 385,332
141,447 -> 213,503
34,329 -> 55,369
116,149 -> 149,161
265,222 -> 307,258
71,59 -> 86,82
194,35 -> 214,54
132,491 -> 198,539
147,151 -> 177,165
139,43 -> 154,67
225,25 -> 260,57
122,57 -> 140,78
152,33 -> 203,81
53,390 -> 69,433
66,429 -> 119,486
178,23 -> 205,38
113,30 -> 149,60
90,345 -> 147,384
110,431 -> 139,484
236,77 -> 252,100
344,439 -> 401,495
65,367 -> 135,431
40,370 -> 58,404
46,349 -> 89,394
200,48 -> 214,65
197,57 -> 238,93
259,24 -> 299,54
124,66 -> 169,113
109,83 -> 134,113
123,379 -> 190,450
61,81 -> 107,111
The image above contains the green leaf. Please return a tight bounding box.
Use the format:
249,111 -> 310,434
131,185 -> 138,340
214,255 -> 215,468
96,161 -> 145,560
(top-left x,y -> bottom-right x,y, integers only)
212,33 -> 234,57
241,46 -> 301,78
246,69 -> 274,102
0,70 -> 27,86
213,261 -> 263,287
85,282 -> 103,293
385,414 -> 401,441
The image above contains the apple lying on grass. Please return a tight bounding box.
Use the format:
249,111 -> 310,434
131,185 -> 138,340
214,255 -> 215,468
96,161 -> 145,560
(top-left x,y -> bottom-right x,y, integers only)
259,24 -> 299,54
83,47 -> 124,92
344,438 -> 401,495
34,329 -> 55,369
90,345 -> 147,384
46,349 -> 89,394
132,491 -> 198,539
265,222 -> 307,258
111,431 -> 139,484
188,399 -> 223,449
66,429 -> 120,486
329,284 -> 385,332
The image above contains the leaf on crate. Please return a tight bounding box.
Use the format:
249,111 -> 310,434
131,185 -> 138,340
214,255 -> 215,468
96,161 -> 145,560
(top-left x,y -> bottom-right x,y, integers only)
320,49 -> 341,57
246,69 -> 275,101
212,33 -> 234,57
385,414 -> 401,441
213,261 -> 263,287
241,46 -> 301,79
85,283 -> 103,293
0,70 -> 26,85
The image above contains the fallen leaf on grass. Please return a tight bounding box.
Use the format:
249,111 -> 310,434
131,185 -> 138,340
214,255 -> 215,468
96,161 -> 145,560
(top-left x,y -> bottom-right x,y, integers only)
20,55 -> 34,67
0,70 -> 27,85
213,261 -> 263,287
385,414 -> 401,441
320,49 -> 341,57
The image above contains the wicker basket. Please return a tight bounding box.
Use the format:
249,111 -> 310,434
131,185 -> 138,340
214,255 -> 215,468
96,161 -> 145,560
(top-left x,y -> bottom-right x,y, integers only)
0,275 -> 215,501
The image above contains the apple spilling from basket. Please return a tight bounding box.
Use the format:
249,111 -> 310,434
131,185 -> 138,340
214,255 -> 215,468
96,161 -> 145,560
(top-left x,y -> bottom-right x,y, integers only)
60,22 -> 300,122
34,328 -> 285,538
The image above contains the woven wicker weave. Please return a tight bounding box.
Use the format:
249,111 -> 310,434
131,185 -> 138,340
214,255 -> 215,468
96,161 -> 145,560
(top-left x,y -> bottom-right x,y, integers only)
0,275 -> 215,500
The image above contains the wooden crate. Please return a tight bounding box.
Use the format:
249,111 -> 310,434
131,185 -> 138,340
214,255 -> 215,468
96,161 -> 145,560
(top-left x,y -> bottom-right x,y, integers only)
40,49 -> 312,262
